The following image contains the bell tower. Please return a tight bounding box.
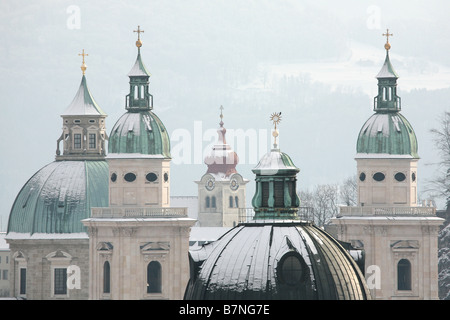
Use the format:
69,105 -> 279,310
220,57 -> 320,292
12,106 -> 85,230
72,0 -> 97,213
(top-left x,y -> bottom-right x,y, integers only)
196,106 -> 248,227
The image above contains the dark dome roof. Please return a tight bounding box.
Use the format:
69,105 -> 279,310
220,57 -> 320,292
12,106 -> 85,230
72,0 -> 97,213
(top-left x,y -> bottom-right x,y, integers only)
184,221 -> 370,300
7,160 -> 109,235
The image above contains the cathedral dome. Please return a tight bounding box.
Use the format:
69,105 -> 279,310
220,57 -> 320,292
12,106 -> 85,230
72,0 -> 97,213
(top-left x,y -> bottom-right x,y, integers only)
184,221 -> 370,300
107,110 -> 171,158
7,161 -> 109,235
356,112 -> 418,158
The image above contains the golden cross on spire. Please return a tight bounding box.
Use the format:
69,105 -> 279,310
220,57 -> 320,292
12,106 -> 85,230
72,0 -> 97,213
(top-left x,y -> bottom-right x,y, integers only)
382,28 -> 393,51
134,25 -> 144,48
78,49 -> 88,75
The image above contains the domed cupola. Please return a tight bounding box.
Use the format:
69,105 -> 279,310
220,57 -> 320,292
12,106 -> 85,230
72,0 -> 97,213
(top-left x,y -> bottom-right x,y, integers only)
251,113 -> 300,219
185,113 -> 371,300
108,26 -> 170,158
356,30 -> 418,159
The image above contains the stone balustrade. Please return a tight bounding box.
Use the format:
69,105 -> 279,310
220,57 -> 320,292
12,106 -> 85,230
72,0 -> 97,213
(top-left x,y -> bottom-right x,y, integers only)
338,205 -> 436,217
91,207 -> 188,218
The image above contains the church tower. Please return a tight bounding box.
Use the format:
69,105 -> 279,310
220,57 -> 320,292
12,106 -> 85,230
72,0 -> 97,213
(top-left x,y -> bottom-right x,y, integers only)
83,27 -> 195,300
196,107 -> 248,227
331,31 -> 444,300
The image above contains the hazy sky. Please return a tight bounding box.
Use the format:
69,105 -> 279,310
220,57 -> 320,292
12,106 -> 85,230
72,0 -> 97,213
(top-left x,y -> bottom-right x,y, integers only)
1,0 -> 450,230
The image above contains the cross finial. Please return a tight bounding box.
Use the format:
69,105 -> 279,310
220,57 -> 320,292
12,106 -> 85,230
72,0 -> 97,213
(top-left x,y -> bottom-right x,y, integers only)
78,49 -> 88,75
219,105 -> 224,127
382,28 -> 393,51
134,25 -> 144,48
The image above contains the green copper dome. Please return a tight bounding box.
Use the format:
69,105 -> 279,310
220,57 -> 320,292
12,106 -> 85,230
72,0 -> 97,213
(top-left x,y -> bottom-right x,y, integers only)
108,110 -> 171,157
7,161 -> 109,235
356,44 -> 418,159
356,113 -> 418,158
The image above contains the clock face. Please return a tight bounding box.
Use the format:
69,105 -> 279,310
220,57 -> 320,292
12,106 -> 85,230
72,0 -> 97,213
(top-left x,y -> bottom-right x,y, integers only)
230,178 -> 239,191
206,178 -> 215,191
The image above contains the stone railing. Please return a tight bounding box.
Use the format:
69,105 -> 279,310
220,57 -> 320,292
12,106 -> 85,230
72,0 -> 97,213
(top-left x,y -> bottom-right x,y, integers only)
238,207 -> 314,223
338,206 -> 436,217
91,207 -> 188,219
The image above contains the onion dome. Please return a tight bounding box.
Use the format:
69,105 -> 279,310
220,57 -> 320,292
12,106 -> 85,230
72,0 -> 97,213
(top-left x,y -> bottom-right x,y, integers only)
108,27 -> 170,158
7,161 -> 108,235
204,106 -> 239,177
184,222 -> 371,300
356,30 -> 418,159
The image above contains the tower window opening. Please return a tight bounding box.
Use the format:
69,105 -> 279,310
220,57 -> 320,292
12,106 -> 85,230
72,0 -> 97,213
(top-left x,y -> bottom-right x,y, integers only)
54,268 -> 67,295
147,261 -> 162,294
229,196 -> 234,208
19,268 -> 26,295
235,196 -> 239,208
211,196 -> 216,208
359,172 -> 366,182
397,259 -> 411,290
103,261 -> 110,294
89,133 -> 96,149
394,172 -> 406,182
205,196 -> 210,208
124,172 -> 137,182
134,86 -> 138,100
373,172 -> 385,182
74,134 -> 82,149
146,172 -> 158,182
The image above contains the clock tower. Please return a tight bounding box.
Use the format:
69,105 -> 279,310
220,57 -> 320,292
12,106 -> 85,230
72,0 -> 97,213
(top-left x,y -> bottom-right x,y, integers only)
195,107 -> 248,227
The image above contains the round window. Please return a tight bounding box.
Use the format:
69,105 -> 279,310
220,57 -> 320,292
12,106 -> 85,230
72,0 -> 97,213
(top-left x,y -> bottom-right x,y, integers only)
373,172 -> 385,182
278,254 -> 304,286
359,172 -> 366,182
394,172 -> 406,182
412,172 -> 416,182
124,172 -> 136,182
146,172 -> 158,182
111,173 -> 117,182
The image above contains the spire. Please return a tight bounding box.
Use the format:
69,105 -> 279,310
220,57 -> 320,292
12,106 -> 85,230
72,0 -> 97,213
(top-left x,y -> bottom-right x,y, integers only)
125,26 -> 153,111
204,106 -> 239,178
374,29 -> 401,112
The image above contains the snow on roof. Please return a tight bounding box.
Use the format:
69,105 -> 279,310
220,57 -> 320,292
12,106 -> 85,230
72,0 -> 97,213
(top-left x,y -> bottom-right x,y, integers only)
0,232 -> 9,250
5,232 -> 89,240
189,227 -> 231,241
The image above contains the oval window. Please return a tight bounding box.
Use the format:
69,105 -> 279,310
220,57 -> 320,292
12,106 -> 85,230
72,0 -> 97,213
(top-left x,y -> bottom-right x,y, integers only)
278,254 -> 304,286
146,172 -> 158,182
164,172 -> 169,182
124,172 -> 136,182
110,173 -> 117,182
412,172 -> 416,182
394,172 -> 406,182
359,172 -> 366,182
373,172 -> 385,182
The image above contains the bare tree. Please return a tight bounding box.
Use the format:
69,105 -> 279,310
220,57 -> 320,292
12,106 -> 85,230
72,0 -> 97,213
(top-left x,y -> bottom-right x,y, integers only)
429,111 -> 450,210
298,184 -> 339,227
340,174 -> 357,206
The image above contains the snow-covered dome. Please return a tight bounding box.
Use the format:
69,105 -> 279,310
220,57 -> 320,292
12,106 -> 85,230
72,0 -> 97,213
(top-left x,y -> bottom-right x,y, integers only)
7,161 -> 109,235
184,221 -> 371,300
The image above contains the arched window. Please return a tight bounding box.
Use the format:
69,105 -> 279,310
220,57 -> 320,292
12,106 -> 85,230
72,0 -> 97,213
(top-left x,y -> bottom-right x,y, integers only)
277,252 -> 305,286
147,261 -> 162,294
229,196 -> 234,208
211,196 -> 216,208
397,259 -> 411,290
205,196 -> 210,208
103,261 -> 110,294
235,196 -> 239,208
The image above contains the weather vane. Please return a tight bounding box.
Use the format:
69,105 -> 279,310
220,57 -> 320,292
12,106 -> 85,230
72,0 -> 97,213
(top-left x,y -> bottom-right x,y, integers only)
270,112 -> 282,149
134,25 -> 144,48
382,28 -> 393,51
78,49 -> 88,75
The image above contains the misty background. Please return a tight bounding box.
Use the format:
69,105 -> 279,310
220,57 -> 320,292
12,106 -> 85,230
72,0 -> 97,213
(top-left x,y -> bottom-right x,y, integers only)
1,0 -> 449,230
